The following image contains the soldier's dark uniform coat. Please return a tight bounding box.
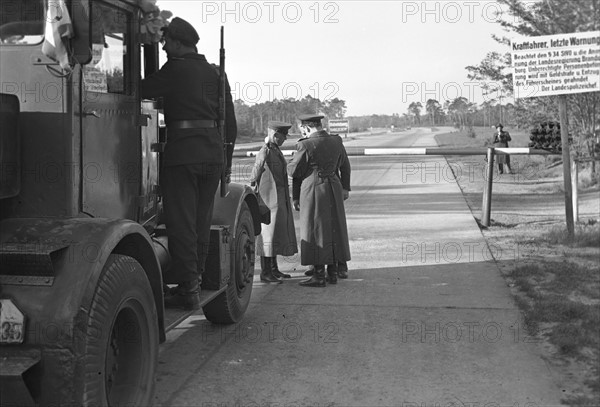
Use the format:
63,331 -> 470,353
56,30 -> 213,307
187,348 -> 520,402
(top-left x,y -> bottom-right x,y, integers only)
141,53 -> 236,167
141,53 -> 237,284
288,130 -> 351,266
250,141 -> 298,257
493,129 -> 512,165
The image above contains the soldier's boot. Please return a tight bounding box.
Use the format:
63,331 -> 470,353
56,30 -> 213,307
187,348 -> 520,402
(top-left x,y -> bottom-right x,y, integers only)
164,279 -> 201,311
299,265 -> 326,287
304,266 -> 315,276
260,257 -> 282,283
271,256 -> 291,279
337,261 -> 348,279
326,264 -> 338,285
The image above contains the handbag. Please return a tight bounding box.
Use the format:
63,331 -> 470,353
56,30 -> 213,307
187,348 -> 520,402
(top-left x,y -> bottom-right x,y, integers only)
253,184 -> 271,225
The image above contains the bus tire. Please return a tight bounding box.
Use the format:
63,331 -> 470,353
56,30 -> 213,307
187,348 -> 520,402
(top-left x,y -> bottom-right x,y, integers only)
203,201 -> 255,324
81,254 -> 159,406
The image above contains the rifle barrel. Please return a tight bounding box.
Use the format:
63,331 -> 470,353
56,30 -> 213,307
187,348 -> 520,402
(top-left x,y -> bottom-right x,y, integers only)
219,26 -> 228,197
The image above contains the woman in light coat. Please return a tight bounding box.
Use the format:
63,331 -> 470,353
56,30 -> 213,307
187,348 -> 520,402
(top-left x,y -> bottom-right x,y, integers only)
250,121 -> 298,283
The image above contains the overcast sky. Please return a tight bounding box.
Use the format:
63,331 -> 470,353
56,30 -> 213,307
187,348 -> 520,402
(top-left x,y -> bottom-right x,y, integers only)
156,1 -> 516,116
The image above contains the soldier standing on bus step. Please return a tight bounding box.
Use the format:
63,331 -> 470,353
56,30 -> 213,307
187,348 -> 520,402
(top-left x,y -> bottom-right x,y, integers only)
141,17 -> 237,310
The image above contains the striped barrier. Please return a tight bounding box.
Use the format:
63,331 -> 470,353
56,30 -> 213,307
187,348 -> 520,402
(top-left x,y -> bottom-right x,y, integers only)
234,146 -> 560,229
234,147 -> 556,158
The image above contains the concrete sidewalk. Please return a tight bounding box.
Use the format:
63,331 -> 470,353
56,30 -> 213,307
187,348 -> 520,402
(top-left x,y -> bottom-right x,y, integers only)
155,129 -> 564,406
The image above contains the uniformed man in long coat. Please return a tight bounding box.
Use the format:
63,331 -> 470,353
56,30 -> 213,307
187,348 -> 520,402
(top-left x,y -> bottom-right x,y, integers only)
250,121 -> 298,283
493,123 -> 512,174
141,17 -> 237,310
288,114 -> 351,287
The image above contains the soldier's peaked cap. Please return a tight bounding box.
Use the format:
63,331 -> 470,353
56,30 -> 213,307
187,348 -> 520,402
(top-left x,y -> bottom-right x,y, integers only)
496,123 -> 504,128
298,114 -> 324,123
268,121 -> 292,134
162,17 -> 199,46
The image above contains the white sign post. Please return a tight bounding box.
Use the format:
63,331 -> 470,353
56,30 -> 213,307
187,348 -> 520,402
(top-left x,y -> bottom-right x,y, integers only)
512,31 -> 600,237
512,31 -> 600,98
329,119 -> 350,138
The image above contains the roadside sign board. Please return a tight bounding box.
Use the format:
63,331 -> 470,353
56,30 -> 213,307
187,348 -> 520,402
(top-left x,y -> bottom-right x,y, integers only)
329,119 -> 349,135
512,31 -> 600,98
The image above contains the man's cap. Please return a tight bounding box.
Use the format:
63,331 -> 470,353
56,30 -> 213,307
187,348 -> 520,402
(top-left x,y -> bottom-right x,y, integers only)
162,17 -> 199,46
268,121 -> 292,134
298,114 -> 324,124
496,123 -> 504,128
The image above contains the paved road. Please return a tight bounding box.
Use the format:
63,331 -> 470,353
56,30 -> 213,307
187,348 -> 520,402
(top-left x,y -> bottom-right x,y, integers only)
154,128 -> 563,406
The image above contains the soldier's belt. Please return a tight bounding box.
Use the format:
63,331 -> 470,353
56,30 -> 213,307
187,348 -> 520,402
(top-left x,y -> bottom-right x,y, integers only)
317,171 -> 336,179
169,120 -> 218,129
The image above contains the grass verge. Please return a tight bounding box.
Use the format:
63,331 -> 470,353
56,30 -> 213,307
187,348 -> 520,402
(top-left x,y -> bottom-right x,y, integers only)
436,127 -> 600,405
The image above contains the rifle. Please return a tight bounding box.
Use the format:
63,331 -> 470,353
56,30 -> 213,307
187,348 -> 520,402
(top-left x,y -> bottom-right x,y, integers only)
219,25 -> 229,197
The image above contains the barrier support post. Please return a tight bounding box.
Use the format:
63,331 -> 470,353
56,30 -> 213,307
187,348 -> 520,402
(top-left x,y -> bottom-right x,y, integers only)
481,148 -> 495,227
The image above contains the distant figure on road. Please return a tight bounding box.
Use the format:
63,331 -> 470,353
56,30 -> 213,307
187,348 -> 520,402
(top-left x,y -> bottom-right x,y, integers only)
493,123 -> 512,174
250,121 -> 298,283
288,114 -> 351,287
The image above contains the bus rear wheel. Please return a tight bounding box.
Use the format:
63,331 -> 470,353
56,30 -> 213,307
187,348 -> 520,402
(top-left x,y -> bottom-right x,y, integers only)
81,254 -> 159,406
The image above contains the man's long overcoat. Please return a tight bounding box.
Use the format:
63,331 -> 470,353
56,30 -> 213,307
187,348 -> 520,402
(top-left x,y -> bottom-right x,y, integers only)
250,142 -> 298,257
287,130 -> 351,266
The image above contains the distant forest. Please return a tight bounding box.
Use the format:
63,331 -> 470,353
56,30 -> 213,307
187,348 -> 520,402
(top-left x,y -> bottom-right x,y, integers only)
234,95 -> 346,141
235,0 -> 598,172
233,94 -> 520,141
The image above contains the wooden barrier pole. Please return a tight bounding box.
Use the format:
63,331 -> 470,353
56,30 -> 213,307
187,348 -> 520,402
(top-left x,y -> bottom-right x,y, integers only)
481,148 -> 495,227
558,95 -> 575,238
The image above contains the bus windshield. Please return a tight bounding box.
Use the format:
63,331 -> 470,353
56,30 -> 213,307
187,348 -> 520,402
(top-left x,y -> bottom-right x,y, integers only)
0,0 -> 45,45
